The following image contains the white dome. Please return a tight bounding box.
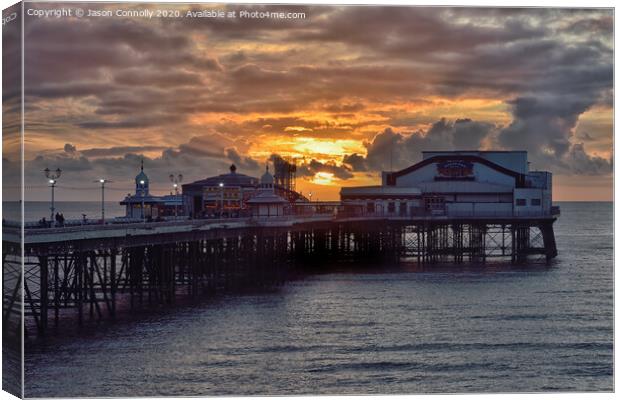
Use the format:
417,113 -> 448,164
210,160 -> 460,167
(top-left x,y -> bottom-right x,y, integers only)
260,166 -> 274,185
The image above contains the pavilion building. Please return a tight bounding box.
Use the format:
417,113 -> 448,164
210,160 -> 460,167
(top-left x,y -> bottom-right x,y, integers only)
120,161 -> 183,220
340,150 -> 555,218
182,164 -> 306,218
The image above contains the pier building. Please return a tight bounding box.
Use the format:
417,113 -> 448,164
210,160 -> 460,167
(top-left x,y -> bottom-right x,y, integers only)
247,166 -> 289,217
182,163 -> 306,218
341,151 -> 556,218
120,162 -> 183,219
182,164 -> 259,218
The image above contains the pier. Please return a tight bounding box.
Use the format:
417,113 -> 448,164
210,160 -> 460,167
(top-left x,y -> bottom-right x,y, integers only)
2,212 -> 557,336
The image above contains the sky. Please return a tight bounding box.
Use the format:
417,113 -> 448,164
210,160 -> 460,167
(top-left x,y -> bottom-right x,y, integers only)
2,3 -> 614,201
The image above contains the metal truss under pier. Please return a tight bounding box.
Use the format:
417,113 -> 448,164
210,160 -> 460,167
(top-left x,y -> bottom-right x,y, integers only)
3,215 -> 557,336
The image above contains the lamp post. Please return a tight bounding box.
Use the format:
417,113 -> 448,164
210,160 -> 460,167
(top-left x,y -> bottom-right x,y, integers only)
44,168 -> 61,224
94,179 -> 111,224
219,182 -> 224,219
139,179 -> 146,223
169,174 -> 183,218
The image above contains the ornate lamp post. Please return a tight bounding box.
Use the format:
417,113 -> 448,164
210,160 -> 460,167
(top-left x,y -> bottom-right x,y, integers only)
94,179 -> 111,224
219,182 -> 224,219
44,168 -> 61,224
139,179 -> 146,223
169,174 -> 183,218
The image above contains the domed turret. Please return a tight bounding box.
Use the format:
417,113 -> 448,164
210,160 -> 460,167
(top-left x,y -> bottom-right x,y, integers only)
135,159 -> 149,196
260,165 -> 274,188
248,164 -> 288,217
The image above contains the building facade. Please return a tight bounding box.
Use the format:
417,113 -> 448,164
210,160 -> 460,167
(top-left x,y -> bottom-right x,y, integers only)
182,164 -> 306,218
120,162 -> 183,220
341,151 -> 555,218
181,164 -> 259,218
246,167 -> 289,217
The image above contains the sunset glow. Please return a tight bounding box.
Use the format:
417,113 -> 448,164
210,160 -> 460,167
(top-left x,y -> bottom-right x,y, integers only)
3,4 -> 611,202
312,172 -> 335,186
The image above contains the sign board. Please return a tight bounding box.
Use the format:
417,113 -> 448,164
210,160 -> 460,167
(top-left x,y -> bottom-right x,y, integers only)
436,160 -> 474,180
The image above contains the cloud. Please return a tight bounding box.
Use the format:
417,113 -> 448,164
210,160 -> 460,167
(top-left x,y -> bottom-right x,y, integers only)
297,159 -> 354,180
12,5 -> 613,202
64,143 -> 77,154
225,147 -> 261,171
346,119 -> 496,172
23,134 -> 263,201
342,153 -> 369,172
269,153 -> 354,181
577,132 -> 595,142
496,94 -> 612,175
80,145 -> 168,158
564,143 -> 613,175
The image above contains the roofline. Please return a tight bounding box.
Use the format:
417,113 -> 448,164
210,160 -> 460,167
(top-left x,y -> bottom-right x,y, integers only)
386,155 -> 526,186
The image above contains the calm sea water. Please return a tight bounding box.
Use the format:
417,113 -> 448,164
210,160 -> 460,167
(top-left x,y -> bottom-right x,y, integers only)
23,202 -> 613,395
3,201 -> 126,222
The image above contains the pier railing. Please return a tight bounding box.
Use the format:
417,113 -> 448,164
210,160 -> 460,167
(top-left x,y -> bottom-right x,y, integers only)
4,208 -> 561,239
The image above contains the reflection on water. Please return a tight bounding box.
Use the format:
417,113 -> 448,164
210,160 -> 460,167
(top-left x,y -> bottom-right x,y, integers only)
24,203 -> 613,395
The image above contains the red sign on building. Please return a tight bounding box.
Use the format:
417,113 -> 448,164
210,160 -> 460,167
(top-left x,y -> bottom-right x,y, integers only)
436,160 -> 474,179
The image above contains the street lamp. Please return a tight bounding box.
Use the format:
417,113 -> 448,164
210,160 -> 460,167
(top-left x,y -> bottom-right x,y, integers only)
44,168 -> 61,224
169,174 -> 183,218
219,182 -> 224,219
139,179 -> 146,223
94,179 -> 112,224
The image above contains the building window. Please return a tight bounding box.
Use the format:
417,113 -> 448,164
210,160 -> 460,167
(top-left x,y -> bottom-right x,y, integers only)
399,202 -> 407,216
366,202 -> 374,213
531,198 -> 541,206
516,199 -> 526,206
388,202 -> 395,213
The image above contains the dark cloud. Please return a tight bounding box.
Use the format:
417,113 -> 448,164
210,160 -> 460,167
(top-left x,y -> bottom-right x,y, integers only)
113,69 -> 205,87
297,159 -> 354,180
30,153 -> 93,174
270,153 -> 353,181
348,119 -> 496,172
564,15 -> 613,36
24,135 -> 260,200
342,153 -> 369,172
496,94 -> 612,175
322,102 -> 366,113
64,143 -> 77,154
78,114 -> 184,130
226,148 -> 261,172
80,145 -> 168,158
292,7 -> 546,61
564,143 -> 612,175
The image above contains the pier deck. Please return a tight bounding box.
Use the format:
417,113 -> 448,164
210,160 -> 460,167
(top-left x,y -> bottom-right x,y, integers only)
3,213 -> 558,335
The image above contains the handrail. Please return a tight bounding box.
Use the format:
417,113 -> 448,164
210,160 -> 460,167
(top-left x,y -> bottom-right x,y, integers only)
7,205 -> 561,235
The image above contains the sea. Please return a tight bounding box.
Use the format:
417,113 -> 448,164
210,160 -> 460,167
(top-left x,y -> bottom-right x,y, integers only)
20,202 -> 613,395
3,201 -> 126,223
